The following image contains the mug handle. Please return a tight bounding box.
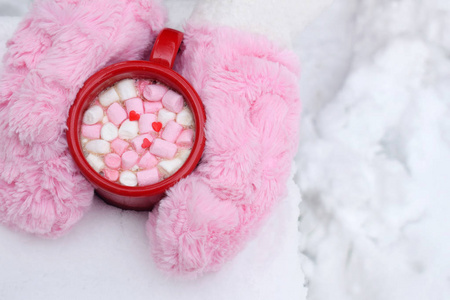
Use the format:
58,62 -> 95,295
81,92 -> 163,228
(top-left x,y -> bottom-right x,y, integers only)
149,28 -> 184,69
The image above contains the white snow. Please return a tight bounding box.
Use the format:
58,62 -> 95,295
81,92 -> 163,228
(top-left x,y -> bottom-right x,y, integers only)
1,0 -> 450,300
296,1 -> 450,299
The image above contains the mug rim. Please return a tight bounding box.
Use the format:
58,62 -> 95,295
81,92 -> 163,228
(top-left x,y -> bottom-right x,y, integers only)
67,60 -> 206,197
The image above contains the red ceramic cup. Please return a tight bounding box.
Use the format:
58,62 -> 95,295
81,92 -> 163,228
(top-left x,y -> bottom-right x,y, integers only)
67,28 -> 206,211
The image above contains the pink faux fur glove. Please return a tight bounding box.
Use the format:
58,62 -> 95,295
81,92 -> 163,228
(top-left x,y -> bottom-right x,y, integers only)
147,24 -> 301,276
0,0 -> 166,237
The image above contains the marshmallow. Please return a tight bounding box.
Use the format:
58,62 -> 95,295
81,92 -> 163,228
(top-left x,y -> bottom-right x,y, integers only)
81,124 -> 102,139
121,150 -> 139,170
176,129 -> 195,148
119,171 -> 137,187
81,138 -> 88,145
118,120 -> 139,140
104,168 -> 119,182
99,87 -> 120,107
157,108 -> 176,127
106,102 -> 127,126
139,113 -> 157,134
104,153 -> 121,169
176,107 -> 194,127
137,168 -> 160,186
150,138 -> 178,159
85,139 -> 110,154
83,105 -> 103,125
178,148 -> 192,162
86,153 -> 105,172
102,115 -> 109,124
111,139 -> 129,156
125,97 -> 144,115
162,90 -> 184,113
131,134 -> 154,154
158,157 -> 184,175
138,151 -> 158,169
143,84 -> 168,101
137,80 -> 151,96
161,120 -> 183,143
115,79 -> 137,100
144,101 -> 163,114
131,165 -> 139,172
101,122 -> 118,141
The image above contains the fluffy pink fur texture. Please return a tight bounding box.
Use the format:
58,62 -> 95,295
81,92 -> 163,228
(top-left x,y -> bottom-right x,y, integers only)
0,0 -> 166,237
147,24 -> 301,276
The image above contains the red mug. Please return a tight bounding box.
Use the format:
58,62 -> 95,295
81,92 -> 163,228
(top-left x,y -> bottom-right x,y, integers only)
66,28 -> 206,211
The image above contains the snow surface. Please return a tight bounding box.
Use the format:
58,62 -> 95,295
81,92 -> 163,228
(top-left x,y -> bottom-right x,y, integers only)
1,0 -> 450,300
296,1 -> 450,299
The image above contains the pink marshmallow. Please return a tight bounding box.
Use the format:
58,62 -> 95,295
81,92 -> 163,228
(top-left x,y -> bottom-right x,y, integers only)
121,150 -> 139,170
138,151 -> 158,169
81,124 -> 102,139
176,129 -> 195,148
111,139 -> 129,156
144,101 -> 163,114
161,120 -> 183,143
131,134 -> 154,154
139,113 -> 157,134
137,79 -> 151,96
162,90 -> 184,113
104,153 -> 121,169
125,97 -> 144,115
143,84 -> 168,101
137,168 -> 160,186
149,138 -> 178,159
107,102 -> 127,126
104,168 -> 119,182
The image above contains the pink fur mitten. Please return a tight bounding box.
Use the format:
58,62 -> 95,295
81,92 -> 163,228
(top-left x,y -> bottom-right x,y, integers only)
146,0 -> 333,276
0,0 -> 166,237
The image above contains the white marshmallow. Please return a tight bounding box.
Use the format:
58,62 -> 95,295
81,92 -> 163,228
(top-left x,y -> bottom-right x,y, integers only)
102,115 -> 109,124
157,108 -> 176,127
119,171 -> 138,187
178,148 -> 192,163
83,105 -> 103,125
158,158 -> 184,175
176,107 -> 194,127
99,87 -> 120,107
81,138 -> 88,144
118,120 -> 139,140
115,79 -> 137,100
101,122 -> 118,141
86,153 -> 105,172
85,139 -> 111,154
131,165 -> 139,172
